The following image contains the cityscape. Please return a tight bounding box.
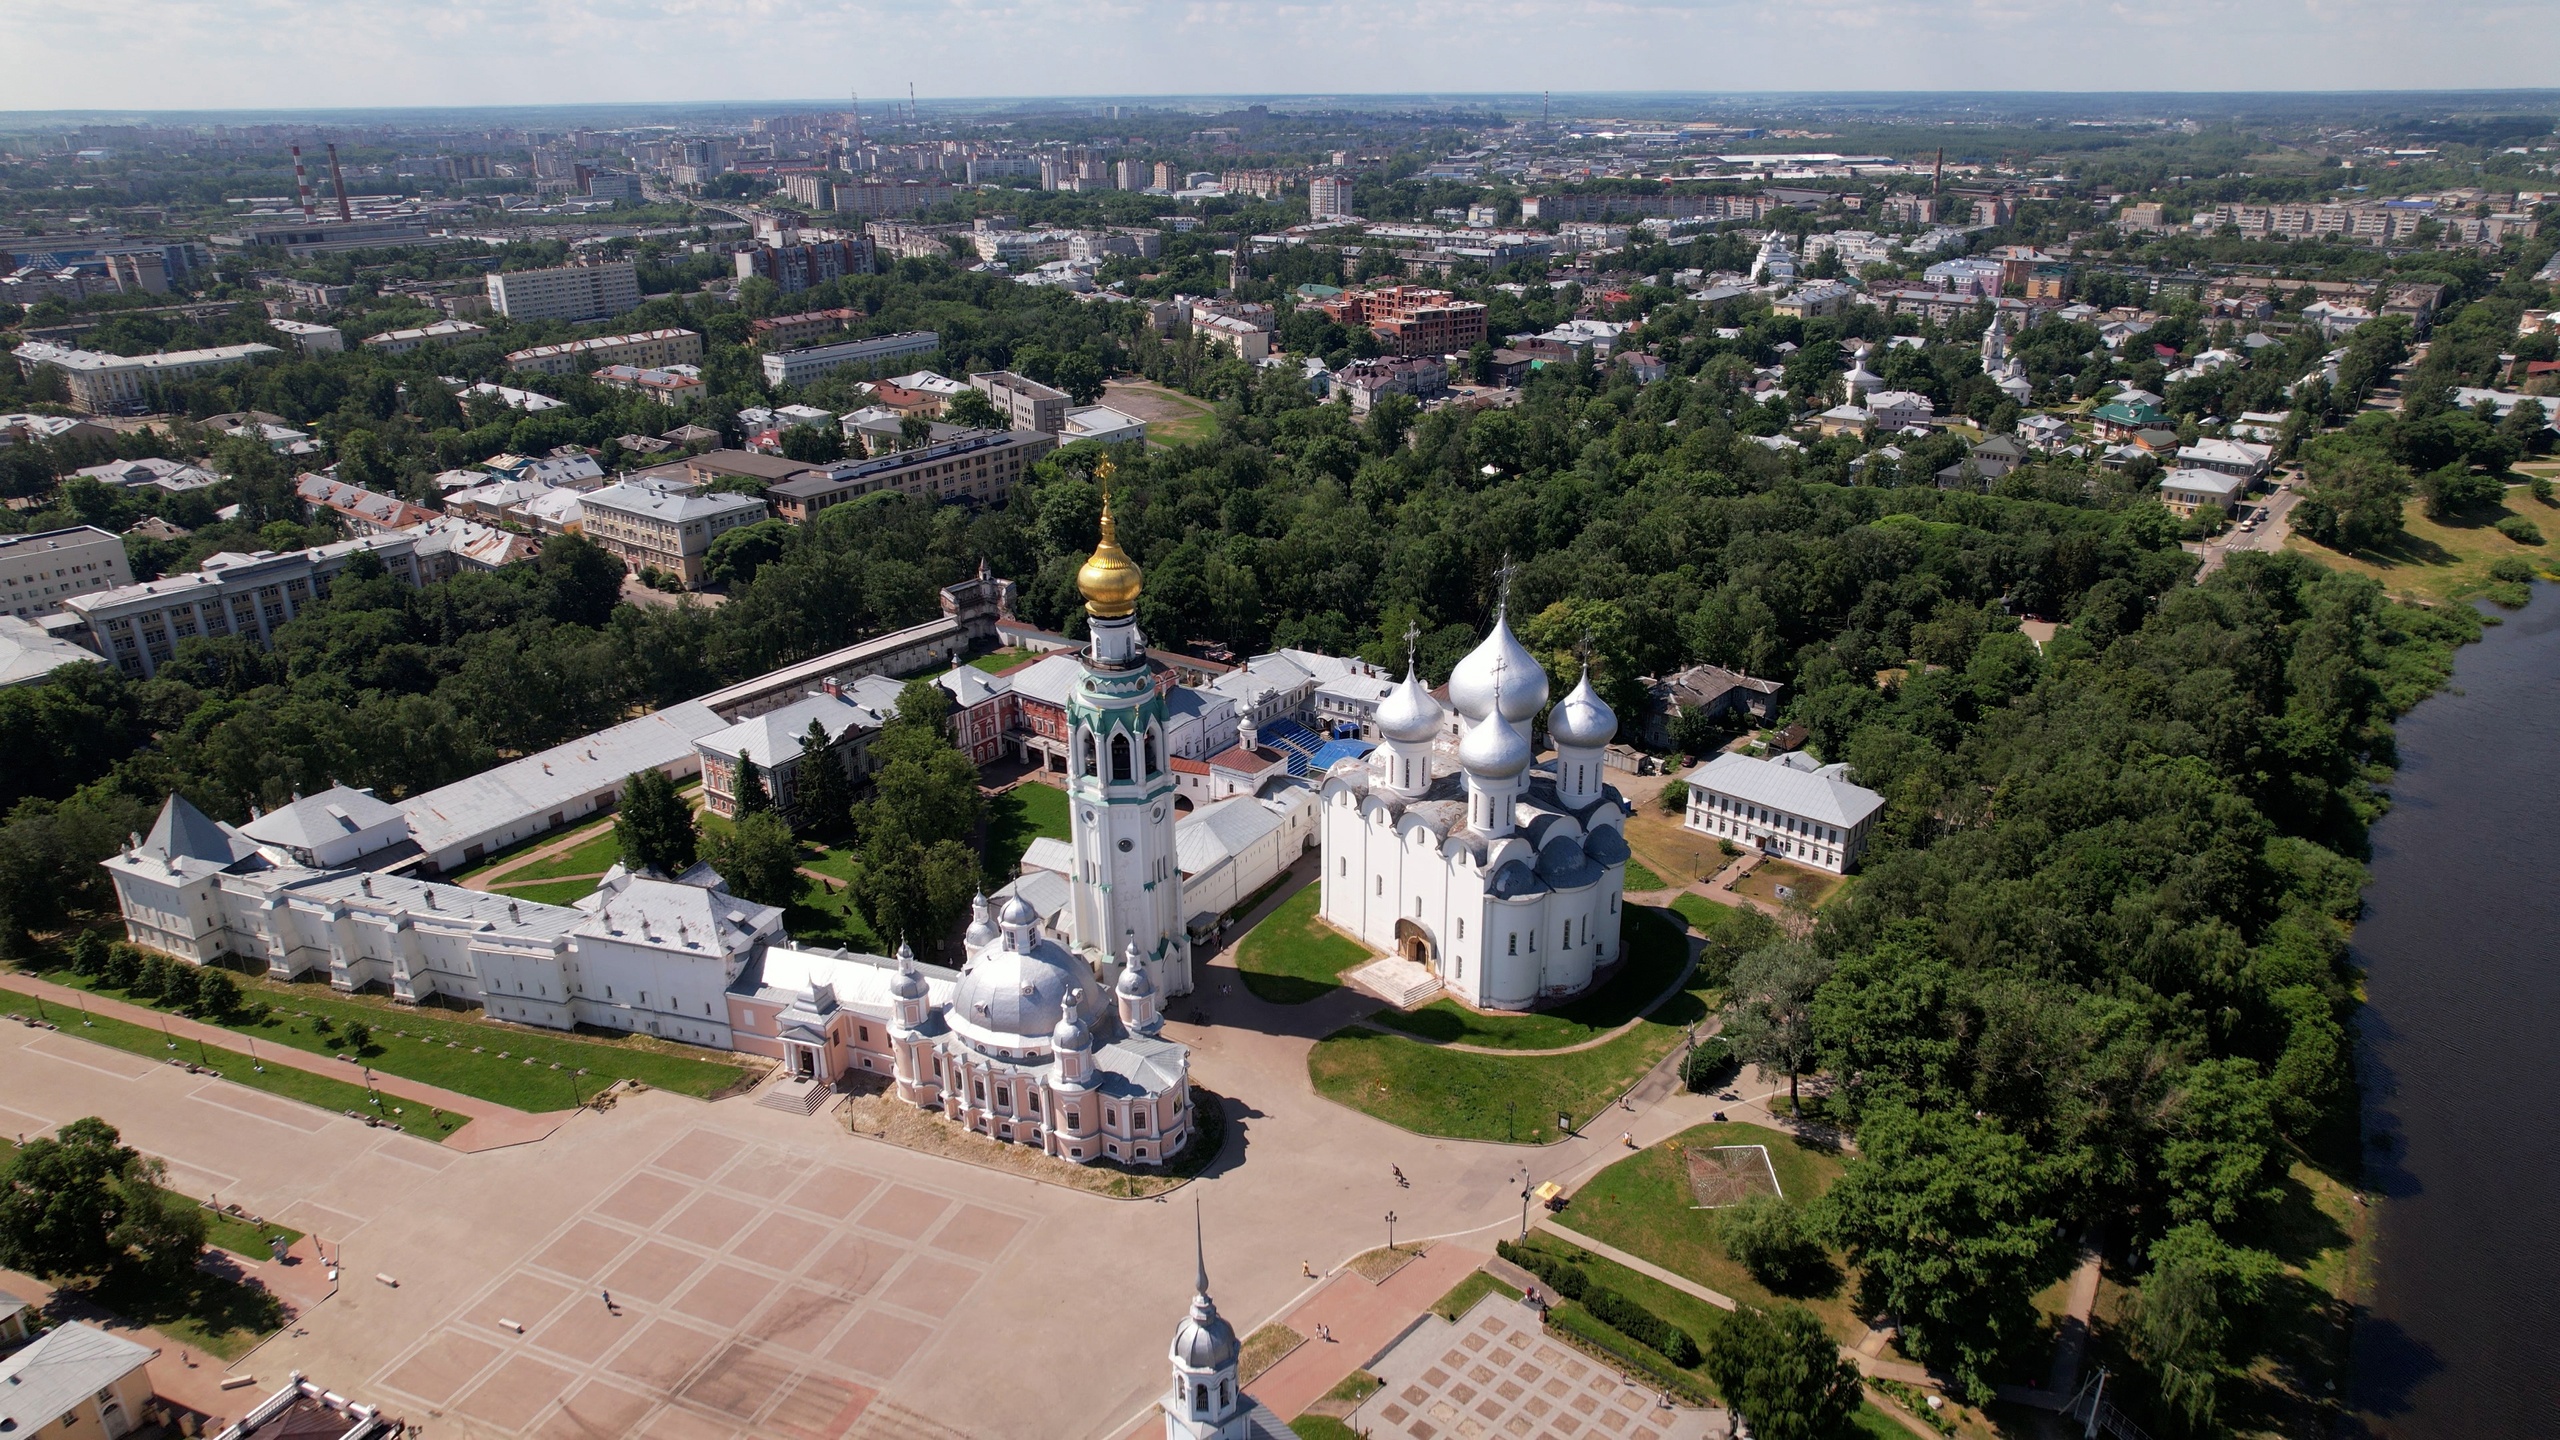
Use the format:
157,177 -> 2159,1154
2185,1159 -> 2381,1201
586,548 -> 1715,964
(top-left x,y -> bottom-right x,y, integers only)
0,26 -> 2557,1440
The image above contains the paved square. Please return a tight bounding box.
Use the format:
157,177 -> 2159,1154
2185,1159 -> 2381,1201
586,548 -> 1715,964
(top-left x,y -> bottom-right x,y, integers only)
457,1355 -> 580,1431
597,1174 -> 694,1227
854,1185 -> 948,1241
1348,1294 -> 1730,1440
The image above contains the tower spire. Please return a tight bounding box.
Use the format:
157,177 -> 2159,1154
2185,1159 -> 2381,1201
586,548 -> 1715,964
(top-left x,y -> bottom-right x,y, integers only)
1193,1195 -> 1210,1298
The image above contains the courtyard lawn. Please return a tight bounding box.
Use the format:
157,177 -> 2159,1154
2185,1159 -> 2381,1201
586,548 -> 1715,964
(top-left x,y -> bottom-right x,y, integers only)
38,970 -> 756,1104
0,991 -> 473,1141
1622,857 -> 1668,891
798,841 -> 860,885
86,1257 -> 286,1361
984,782 -> 1072,881
969,647 -> 1043,673
1236,885 -> 1373,1004
786,872 -> 887,953
203,1207 -> 304,1260
1368,907 -> 1690,1050
484,877 -> 605,907
2285,488 -> 2559,605
1308,994 -> 1704,1144
1727,859 -> 1845,910
488,826 -> 623,884
1558,1120 -> 1870,1343
1621,803 -> 1733,892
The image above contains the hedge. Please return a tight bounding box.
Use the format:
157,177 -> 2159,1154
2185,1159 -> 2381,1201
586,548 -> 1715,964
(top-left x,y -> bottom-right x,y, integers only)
1547,1307 -> 1716,1406
1495,1240 -> 1699,1367
1681,1037 -> 1737,1092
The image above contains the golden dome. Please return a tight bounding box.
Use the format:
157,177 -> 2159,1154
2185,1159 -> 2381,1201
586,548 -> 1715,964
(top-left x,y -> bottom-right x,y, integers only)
1077,472 -> 1143,619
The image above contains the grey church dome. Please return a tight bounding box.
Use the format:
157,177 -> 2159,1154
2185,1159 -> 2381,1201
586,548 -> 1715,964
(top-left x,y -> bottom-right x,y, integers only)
1446,609 -> 1548,723
1373,664 -> 1446,745
1547,668 -> 1619,750
1458,706 -> 1532,780
952,940 -> 1080,1040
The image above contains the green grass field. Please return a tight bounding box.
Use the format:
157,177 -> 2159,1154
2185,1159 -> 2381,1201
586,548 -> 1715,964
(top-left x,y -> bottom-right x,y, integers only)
1623,857 -> 1667,891
489,827 -> 623,884
2286,487 -> 2560,604
984,783 -> 1072,881
1559,1120 -> 1873,1343
969,647 -> 1043,673
1236,885 -> 1373,1003
484,877 -> 604,907
786,872 -> 887,953
1368,908 -> 1690,1050
1429,1268 -> 1524,1321
0,992 -> 474,1140
39,969 -> 754,1104
203,1206 -> 304,1260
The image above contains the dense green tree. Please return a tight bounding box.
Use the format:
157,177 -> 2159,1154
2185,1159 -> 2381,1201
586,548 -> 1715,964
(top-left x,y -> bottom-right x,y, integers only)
614,768 -> 698,875
1717,1194 -> 1830,1296
1818,1105 -> 2064,1399
735,751 -> 771,815
709,809 -> 802,908
1701,1305 -> 1863,1440
0,1117 -> 205,1282
792,721 -> 852,839
1720,937 -> 1832,1113
2155,1058 -> 2285,1229
2126,1224 -> 2284,1435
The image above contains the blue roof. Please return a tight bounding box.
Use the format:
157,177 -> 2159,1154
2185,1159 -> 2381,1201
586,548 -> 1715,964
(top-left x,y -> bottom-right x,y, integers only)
1305,739 -> 1376,774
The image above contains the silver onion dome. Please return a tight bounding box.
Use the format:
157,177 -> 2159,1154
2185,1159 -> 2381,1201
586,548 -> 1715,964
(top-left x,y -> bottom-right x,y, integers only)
1373,663 -> 1446,745
1547,667 -> 1619,750
1458,706 -> 1532,780
1446,610 -> 1548,723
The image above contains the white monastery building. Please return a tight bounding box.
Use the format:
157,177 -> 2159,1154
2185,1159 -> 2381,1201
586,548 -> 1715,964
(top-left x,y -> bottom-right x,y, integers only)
1681,749 -> 1886,874
1318,609 -> 1633,1011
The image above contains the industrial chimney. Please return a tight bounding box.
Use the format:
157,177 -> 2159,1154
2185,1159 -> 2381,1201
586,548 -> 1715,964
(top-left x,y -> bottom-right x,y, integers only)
325,142 -> 352,222
291,144 -> 316,221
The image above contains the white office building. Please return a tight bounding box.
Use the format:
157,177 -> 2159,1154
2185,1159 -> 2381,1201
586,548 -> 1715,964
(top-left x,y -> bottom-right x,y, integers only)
12,340 -> 281,414
0,525 -> 133,620
485,259 -> 641,322
64,535 -> 422,678
1682,750 -> 1885,874
761,331 -> 943,388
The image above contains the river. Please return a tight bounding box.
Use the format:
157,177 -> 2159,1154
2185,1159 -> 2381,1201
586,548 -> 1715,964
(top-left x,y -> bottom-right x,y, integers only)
2352,584 -> 2560,1438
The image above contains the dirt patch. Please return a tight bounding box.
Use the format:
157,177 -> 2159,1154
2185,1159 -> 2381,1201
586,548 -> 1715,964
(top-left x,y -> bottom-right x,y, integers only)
1240,1322 -> 1306,1383
1346,1244 -> 1428,1283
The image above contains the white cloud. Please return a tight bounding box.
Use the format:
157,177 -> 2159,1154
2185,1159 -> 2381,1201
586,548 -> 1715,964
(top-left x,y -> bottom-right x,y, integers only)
3,0 -> 2555,110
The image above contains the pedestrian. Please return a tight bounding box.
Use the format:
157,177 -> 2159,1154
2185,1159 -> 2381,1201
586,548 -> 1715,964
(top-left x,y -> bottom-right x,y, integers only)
1391,1164 -> 1405,1185
601,1289 -> 614,1311
1302,1260 -> 1314,1278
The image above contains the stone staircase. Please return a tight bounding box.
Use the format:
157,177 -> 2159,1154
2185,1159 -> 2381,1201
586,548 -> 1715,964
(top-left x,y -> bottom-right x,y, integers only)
754,1075 -> 830,1116
1346,955 -> 1444,1009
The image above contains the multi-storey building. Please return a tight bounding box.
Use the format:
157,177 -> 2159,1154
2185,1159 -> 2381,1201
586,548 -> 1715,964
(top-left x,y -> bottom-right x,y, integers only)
594,364 -> 706,404
0,525 -> 132,620
734,232 -> 876,294
1682,750 -> 1885,875
577,479 -> 768,588
970,370 -> 1070,433
360,319 -> 487,354
65,535 -> 425,678
750,308 -> 863,349
484,258 -> 641,322
295,475 -> 437,535
1308,175 -> 1355,219
505,328 -> 702,375
833,178 -> 954,218
11,341 -> 281,415
1312,285 -> 1488,357
1219,170 -> 1287,200
766,427 -> 1055,523
761,331 -> 943,387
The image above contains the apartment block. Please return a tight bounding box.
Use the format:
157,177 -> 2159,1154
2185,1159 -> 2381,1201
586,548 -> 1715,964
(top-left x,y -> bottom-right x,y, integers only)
361,319 -> 488,354
66,535 -> 425,678
485,259 -> 641,322
12,340 -> 281,415
969,371 -> 1070,434
751,308 -> 864,349
734,232 -> 876,293
506,328 -> 702,375
578,480 -> 768,587
766,428 -> 1056,523
1309,175 -> 1355,219
0,525 -> 133,620
761,331 -> 943,387
1312,285 -> 1488,357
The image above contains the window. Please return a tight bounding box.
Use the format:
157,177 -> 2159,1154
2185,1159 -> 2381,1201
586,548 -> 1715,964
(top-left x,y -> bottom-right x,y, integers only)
1507,934 -> 1517,956
1457,918 -> 1465,939
1375,876 -> 1383,896
994,1086 -> 1009,1106
1339,857 -> 1347,876
1145,733 -> 1159,775
1415,895 -> 1423,917
1111,733 -> 1132,782
1106,1107 -> 1119,1126
1081,733 -> 1098,777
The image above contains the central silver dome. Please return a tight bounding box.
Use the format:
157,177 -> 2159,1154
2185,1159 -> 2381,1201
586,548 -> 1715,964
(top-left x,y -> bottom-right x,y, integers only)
951,939 -> 1091,1040
1458,706 -> 1532,780
1446,609 -> 1548,723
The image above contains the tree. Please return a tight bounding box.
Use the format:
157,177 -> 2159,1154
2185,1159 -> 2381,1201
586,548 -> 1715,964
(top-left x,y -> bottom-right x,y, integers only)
897,414 -> 935,451
1818,1105 -> 2063,1400
2126,1224 -> 2283,1434
614,768 -> 698,875
2155,1058 -> 2284,1229
1720,937 -> 1832,1112
780,425 -> 845,464
189,966 -> 242,1019
792,720 -> 852,838
2293,437 -> 2410,552
708,809 -> 802,908
1701,1305 -> 1863,1440
0,1117 -> 203,1282
735,750 -> 772,815
341,1021 -> 373,1054
703,519 -> 792,587
1052,352 -> 1106,406
852,819 -> 981,956
945,387 -> 1005,430
1718,1193 -> 1830,1295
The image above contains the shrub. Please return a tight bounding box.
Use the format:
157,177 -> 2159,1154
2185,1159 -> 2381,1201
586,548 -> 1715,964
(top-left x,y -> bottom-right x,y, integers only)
157,962 -> 199,1013
100,944 -> 140,990
190,968 -> 241,1020
1682,1037 -> 1738,1093
2495,515 -> 2545,545
66,931 -> 106,978
341,1022 -> 373,1053
127,953 -> 167,1000
2491,555 -> 2537,584
1583,1283 -> 1701,1366
1497,1239 -> 1588,1300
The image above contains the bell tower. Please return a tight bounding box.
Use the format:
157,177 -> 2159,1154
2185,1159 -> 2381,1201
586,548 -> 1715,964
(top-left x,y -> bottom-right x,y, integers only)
1066,463 -> 1191,997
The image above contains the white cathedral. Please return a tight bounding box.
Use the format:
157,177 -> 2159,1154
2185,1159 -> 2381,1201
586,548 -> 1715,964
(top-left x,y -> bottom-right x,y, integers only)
1317,609 -> 1634,1011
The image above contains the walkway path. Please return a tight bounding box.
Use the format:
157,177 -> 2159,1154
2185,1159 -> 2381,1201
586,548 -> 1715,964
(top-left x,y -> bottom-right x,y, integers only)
1245,1245 -> 1488,1424
1343,931 -> 1704,1057
453,815 -> 616,893
0,973 -> 566,1152
1539,1221 -> 1933,1387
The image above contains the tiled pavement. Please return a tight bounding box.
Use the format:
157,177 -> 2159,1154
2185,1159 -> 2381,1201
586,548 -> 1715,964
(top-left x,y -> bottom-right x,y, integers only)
1347,1294 -> 1729,1440
371,1126 -> 1034,1440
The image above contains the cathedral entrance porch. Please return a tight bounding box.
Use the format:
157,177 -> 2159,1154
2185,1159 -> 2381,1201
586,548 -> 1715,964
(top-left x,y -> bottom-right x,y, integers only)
1345,953 -> 1445,1009
1392,918 -> 1434,970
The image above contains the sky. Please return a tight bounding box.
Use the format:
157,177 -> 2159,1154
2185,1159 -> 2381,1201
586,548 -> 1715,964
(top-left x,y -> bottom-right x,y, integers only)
6,0 -> 2559,113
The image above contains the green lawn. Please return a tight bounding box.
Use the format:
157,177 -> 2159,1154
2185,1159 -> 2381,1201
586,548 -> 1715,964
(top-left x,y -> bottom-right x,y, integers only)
489,826 -> 623,884
1624,857 -> 1667,891
203,1205 -> 303,1259
0,991 -> 473,1140
1852,1404 -> 1914,1440
2286,487 -> 2560,604
1508,1230 -> 1730,1385
486,877 -> 604,907
984,783 -> 1072,881
1559,1120 -> 1873,1344
1368,908 -> 1690,1050
1430,1268 -> 1524,1321
798,839 -> 860,884
40,969 -> 755,1104
785,871 -> 887,953
1236,885 -> 1374,1003
969,647 -> 1043,673
86,1257 -> 286,1361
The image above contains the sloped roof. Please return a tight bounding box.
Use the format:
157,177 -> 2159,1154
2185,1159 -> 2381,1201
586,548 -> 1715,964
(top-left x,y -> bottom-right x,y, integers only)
240,786 -> 407,851
0,1323 -> 155,1433
146,793 -> 253,866
1685,751 -> 1884,829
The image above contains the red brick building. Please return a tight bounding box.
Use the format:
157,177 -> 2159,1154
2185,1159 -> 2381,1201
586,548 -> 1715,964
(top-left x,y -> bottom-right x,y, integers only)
1314,285 -> 1488,358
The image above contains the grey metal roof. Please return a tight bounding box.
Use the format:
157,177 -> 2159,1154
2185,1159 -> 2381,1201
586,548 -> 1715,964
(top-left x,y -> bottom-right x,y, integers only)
400,701 -> 728,857
1094,1033 -> 1187,1097
240,785 -> 407,850
1685,751 -> 1884,829
0,1323 -> 155,1433
696,693 -> 877,765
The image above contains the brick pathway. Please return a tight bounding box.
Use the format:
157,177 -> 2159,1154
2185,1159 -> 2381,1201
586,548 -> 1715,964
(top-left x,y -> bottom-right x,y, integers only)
1248,1244 -> 1488,1422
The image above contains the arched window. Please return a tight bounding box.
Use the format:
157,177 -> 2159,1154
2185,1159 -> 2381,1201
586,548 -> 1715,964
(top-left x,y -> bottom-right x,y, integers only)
1111,733 -> 1132,782
1145,732 -> 1159,775
1220,1379 -> 1234,1407
1375,875 -> 1383,896
1080,732 -> 1098,777
1414,895 -> 1423,917
1195,1384 -> 1209,1412
1339,857 -> 1347,876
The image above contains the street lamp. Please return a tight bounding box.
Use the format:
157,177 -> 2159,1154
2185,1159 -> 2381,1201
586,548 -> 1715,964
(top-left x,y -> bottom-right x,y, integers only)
1384,1211 -> 1398,1253
1517,1168 -> 1533,1240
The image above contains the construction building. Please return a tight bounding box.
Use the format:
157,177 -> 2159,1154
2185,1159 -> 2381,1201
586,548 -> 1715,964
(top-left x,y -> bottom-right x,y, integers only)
1311,285 -> 1488,357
